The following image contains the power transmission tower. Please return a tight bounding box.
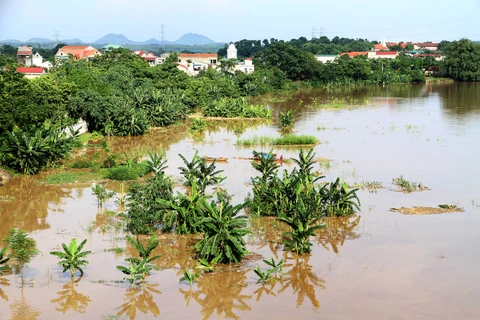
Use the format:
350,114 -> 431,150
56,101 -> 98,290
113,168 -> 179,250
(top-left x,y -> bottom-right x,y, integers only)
312,27 -> 317,40
160,25 -> 166,43
53,31 -> 60,46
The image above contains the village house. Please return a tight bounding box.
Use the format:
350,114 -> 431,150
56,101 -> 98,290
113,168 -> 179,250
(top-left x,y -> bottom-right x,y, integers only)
17,46 -> 33,65
223,43 -> 255,74
16,67 -> 44,79
414,43 -> 439,51
315,54 -> 339,63
133,50 -> 164,66
367,51 -> 399,59
55,45 -> 101,62
178,53 -> 218,67
341,52 -> 368,58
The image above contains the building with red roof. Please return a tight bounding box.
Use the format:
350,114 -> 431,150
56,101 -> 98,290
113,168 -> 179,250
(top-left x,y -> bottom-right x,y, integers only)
414,43 -> 439,51
16,67 -> 45,79
55,46 -> 101,62
341,52 -> 369,58
178,53 -> 218,66
368,51 -> 399,59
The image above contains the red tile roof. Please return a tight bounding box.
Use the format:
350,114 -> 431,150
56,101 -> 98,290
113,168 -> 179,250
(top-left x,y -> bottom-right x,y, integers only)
17,46 -> 33,55
376,51 -> 398,55
246,58 -> 252,61
16,67 -> 44,74
55,46 -> 100,59
341,52 -> 368,58
144,57 -> 157,61
374,44 -> 388,51
179,53 -> 217,58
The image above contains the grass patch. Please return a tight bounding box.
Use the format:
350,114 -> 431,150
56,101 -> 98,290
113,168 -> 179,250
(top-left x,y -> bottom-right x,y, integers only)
41,169 -> 108,185
351,181 -> 383,193
105,162 -> 150,181
392,176 -> 429,193
236,134 -> 318,147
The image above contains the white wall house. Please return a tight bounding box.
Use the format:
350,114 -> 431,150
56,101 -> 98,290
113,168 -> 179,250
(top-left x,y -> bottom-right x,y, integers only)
227,42 -> 237,60
315,54 -> 339,63
223,43 -> 255,74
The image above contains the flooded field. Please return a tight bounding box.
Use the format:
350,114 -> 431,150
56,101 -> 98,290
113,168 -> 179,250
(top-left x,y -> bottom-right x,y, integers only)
1,83 -> 480,320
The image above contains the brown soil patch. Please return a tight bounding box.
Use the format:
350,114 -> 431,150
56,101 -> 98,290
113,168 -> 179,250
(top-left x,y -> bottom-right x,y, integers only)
390,205 -> 464,215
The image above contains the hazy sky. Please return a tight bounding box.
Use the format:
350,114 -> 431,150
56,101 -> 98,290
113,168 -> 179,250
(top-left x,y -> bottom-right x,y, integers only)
1,0 -> 479,43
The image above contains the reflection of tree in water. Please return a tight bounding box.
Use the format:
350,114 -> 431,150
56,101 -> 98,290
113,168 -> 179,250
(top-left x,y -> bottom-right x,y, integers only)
253,281 -> 277,301
0,276 -> 9,301
279,254 -> 325,308
116,283 -> 161,320
180,269 -> 252,320
0,175 -> 73,239
248,217 -> 288,258
9,286 -> 41,320
432,82 -> 480,118
204,119 -> 270,135
316,216 -> 361,254
124,235 -> 198,276
50,279 -> 91,314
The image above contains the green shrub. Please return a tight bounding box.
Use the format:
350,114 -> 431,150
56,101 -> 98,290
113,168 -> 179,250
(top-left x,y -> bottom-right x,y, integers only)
202,97 -> 271,118
189,118 -> 208,133
106,162 -> 150,181
279,110 -> 296,129
71,158 -> 98,169
236,134 -> 318,146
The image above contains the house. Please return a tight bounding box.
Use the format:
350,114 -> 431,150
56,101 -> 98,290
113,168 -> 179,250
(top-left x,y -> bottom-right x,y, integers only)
178,53 -> 218,67
16,67 -> 44,79
341,52 -> 368,58
414,43 -> 439,51
367,51 -> 399,59
17,46 -> 33,65
102,44 -> 123,52
222,43 -> 255,74
55,46 -> 101,62
373,43 -> 388,51
133,50 -> 163,66
413,53 -> 444,61
315,54 -> 339,63
387,42 -> 408,49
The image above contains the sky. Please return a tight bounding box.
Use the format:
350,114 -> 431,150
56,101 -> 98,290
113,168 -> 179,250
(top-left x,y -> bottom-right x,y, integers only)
0,0 -> 479,43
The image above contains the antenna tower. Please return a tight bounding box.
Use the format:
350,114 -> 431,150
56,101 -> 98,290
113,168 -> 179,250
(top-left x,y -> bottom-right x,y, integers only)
53,31 -> 60,46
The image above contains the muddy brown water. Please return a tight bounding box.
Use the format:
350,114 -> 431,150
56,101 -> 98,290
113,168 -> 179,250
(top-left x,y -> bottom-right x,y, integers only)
1,83 -> 480,320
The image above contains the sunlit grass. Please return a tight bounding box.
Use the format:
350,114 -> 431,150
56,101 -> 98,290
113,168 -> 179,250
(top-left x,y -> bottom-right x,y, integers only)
236,134 -> 318,146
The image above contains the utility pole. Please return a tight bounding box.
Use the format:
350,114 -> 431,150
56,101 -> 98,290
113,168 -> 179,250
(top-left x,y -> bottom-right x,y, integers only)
53,30 -> 60,46
319,27 -> 324,38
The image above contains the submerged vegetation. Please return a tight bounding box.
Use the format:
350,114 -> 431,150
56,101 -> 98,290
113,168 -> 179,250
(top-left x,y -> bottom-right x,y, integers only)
392,176 -> 429,193
202,97 -> 272,118
278,110 -> 296,129
50,239 -> 91,278
236,134 -> 318,146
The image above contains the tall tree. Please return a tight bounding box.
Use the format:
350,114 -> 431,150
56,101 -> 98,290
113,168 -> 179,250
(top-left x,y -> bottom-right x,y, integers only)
442,39 -> 480,81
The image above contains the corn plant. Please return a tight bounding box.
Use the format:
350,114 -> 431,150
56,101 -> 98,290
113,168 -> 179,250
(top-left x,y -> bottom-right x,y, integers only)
0,247 -> 9,275
125,234 -> 161,264
50,238 -> 91,278
179,268 -> 202,286
3,228 -> 39,279
117,257 -> 156,288
194,194 -> 250,263
279,110 -> 295,129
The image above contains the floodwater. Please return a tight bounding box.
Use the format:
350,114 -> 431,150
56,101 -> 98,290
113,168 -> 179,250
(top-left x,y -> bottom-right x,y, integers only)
1,83 -> 480,320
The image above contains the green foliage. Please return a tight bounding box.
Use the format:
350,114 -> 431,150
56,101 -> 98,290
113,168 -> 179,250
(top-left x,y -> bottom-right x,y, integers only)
442,39 -> 480,81
106,163 -> 150,181
194,194 -> 250,263
179,268 -> 201,286
178,152 -> 225,195
116,257 -> 156,288
124,165 -> 173,234
190,118 -> 208,133
279,110 -> 296,129
3,228 -> 39,273
254,258 -> 284,283
392,175 -> 429,193
202,97 -> 272,118
1,120 -> 79,174
50,238 -> 91,278
236,134 -> 318,146
125,234 -> 161,264
0,247 -> 9,275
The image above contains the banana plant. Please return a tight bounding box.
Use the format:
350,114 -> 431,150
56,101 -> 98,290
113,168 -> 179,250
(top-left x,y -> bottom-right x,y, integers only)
125,234 -> 161,264
50,238 -> 91,278
279,110 -> 295,129
179,268 -> 202,286
117,257 -> 155,288
254,266 -> 275,283
91,184 -> 116,208
195,258 -> 219,273
263,258 -> 284,275
0,247 -> 9,275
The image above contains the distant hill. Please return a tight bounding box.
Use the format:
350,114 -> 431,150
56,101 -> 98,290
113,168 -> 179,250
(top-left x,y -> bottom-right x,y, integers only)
61,38 -> 85,45
175,33 -> 215,45
26,38 -> 54,44
94,33 -> 137,45
0,39 -> 23,45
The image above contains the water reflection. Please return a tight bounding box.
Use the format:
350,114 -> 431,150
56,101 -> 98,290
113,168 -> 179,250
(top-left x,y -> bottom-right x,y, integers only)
182,269 -> 251,320
248,217 -> 288,258
116,283 -> 161,320
434,82 -> 480,118
316,216 -> 361,254
50,279 -> 91,314
0,277 -> 9,301
0,176 -> 73,239
279,254 -> 324,308
253,281 -> 277,301
9,287 -> 40,320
